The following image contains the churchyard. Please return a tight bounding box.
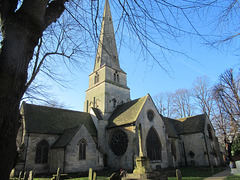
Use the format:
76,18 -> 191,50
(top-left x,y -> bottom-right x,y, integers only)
10,166 -> 240,180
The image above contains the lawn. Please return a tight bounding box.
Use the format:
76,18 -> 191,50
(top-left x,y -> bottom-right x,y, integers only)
166,167 -> 223,180
12,167 -> 232,180
224,175 -> 240,180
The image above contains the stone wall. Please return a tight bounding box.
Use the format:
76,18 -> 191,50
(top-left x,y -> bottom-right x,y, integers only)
24,133 -> 59,173
180,133 -> 209,166
64,125 -> 103,172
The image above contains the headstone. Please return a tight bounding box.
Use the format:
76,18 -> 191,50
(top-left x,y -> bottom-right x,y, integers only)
93,172 -> 97,180
176,169 -> 182,180
23,172 -> 27,180
56,167 -> 61,180
28,171 -> 33,180
109,172 -> 120,180
89,168 -> 93,180
10,168 -> 15,178
18,171 -> 23,180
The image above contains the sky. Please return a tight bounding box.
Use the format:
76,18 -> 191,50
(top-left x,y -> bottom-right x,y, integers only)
24,1 -> 240,112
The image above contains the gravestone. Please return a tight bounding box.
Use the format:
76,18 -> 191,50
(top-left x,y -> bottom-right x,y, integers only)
56,167 -> 61,180
93,172 -> 97,180
89,168 -> 93,180
23,172 -> 27,180
28,171 -> 33,180
18,171 -> 22,180
176,169 -> 182,180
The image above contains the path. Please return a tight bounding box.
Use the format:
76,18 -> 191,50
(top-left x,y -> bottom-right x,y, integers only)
203,168 -> 231,180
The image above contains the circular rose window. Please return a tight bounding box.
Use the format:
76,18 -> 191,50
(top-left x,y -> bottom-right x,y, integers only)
147,110 -> 154,121
110,130 -> 128,156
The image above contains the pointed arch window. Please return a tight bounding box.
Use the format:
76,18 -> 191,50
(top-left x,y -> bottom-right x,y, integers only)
35,140 -> 49,164
114,71 -> 119,82
146,127 -> 162,160
94,72 -> 99,84
79,139 -> 87,160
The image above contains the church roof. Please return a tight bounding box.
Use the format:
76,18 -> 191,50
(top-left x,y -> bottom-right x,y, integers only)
93,0 -> 124,72
170,114 -> 207,135
162,116 -> 179,138
92,107 -> 103,120
21,102 -> 97,138
107,95 -> 148,128
51,126 -> 80,148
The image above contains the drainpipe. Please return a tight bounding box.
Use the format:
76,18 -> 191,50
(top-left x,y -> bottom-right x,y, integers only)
203,132 -> 211,167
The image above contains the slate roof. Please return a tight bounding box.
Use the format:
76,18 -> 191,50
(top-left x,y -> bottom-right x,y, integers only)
21,102 -> 97,138
107,95 -> 148,128
170,114 -> 207,135
51,126 -> 80,148
92,108 -> 103,120
162,116 -> 179,138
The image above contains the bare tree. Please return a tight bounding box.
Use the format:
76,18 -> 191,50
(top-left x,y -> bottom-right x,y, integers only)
154,92 -> 175,118
172,89 -> 196,118
0,0 -> 232,178
192,76 -> 214,117
213,69 -> 240,159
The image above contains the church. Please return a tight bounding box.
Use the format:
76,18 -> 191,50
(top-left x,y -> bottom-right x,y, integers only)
16,0 -> 223,174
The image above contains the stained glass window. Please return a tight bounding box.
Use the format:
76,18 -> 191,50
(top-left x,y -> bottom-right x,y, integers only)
35,140 -> 49,164
146,127 -> 162,160
110,130 -> 128,156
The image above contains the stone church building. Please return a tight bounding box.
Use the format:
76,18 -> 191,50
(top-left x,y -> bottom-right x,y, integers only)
16,0 -> 223,174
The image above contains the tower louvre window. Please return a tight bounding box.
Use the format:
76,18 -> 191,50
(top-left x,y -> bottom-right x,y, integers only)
94,72 -> 99,84
114,71 -> 119,82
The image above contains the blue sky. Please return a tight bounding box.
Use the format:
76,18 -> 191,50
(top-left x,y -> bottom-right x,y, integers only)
47,39 -> 239,112
24,1 -> 240,111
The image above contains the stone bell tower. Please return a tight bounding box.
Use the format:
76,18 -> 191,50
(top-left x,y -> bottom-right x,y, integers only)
84,0 -> 130,120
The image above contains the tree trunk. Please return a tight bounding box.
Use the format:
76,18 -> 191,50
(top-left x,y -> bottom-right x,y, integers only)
0,12 -> 42,180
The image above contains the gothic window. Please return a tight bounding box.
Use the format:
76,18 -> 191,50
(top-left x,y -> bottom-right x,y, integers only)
114,71 -> 119,82
110,130 -> 128,156
79,139 -> 87,160
94,72 -> 99,84
35,140 -> 49,164
146,127 -> 162,160
112,98 -> 117,108
147,110 -> 154,121
117,74 -> 119,82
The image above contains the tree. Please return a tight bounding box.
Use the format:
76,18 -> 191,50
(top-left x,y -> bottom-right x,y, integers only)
172,89 -> 195,118
192,76 -> 214,117
154,92 -> 174,118
1,0 -> 235,179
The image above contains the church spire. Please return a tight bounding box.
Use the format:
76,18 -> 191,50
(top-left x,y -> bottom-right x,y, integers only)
94,0 -> 122,72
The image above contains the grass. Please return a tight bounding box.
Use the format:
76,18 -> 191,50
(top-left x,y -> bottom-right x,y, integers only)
11,167 -> 229,180
224,175 -> 240,180
166,167 -> 223,180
